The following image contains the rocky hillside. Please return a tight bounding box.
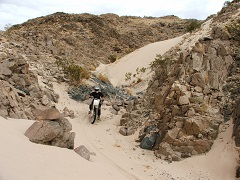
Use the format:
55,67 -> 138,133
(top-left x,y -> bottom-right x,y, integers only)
4,13 -> 191,69
0,12 -> 194,120
135,0 -> 240,166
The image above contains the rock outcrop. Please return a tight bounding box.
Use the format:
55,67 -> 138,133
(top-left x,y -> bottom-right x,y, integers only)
138,0 -> 240,162
0,53 -> 59,119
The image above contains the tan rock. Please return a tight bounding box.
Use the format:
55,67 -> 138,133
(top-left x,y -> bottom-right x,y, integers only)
33,107 -> 61,120
178,95 -> 190,105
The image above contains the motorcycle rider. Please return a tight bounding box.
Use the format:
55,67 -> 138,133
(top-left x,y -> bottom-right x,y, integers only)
88,86 -> 104,120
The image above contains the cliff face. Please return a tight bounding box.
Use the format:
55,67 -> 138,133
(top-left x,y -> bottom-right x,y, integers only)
139,0 -> 240,162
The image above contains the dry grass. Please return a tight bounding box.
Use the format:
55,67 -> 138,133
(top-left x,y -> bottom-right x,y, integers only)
98,73 -> 110,83
87,64 -> 96,71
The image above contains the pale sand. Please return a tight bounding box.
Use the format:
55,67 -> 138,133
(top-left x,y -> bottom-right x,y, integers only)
0,34 -> 238,180
96,36 -> 183,92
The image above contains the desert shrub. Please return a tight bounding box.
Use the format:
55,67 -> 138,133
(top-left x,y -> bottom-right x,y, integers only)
186,20 -> 201,33
125,88 -> 132,95
136,67 -> 147,74
223,0 -> 231,7
149,54 -> 170,84
65,64 -> 90,83
87,64 -> 96,71
125,72 -> 132,81
98,73 -> 110,83
4,23 -> 12,31
150,54 -> 168,70
55,56 -> 90,84
226,19 -> 240,41
136,78 -> 143,84
108,54 -> 117,63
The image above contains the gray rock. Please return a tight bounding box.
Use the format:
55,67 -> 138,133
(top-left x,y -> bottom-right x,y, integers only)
74,145 -> 91,161
140,132 -> 158,150
112,104 -> 120,111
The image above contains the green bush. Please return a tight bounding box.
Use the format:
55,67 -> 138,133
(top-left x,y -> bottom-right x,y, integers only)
149,54 -> 170,83
186,20 -> 201,33
149,54 -> 168,70
65,64 -> 90,83
55,57 -> 90,84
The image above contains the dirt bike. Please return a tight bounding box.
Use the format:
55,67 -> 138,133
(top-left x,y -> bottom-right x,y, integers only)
91,98 -> 101,124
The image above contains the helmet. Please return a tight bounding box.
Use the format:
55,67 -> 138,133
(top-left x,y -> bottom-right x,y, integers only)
94,86 -> 100,91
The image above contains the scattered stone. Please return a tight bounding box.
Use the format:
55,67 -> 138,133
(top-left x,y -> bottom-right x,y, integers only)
74,145 -> 91,161
119,126 -> 135,136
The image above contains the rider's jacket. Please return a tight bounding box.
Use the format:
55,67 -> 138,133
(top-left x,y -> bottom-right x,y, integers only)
90,91 -> 104,99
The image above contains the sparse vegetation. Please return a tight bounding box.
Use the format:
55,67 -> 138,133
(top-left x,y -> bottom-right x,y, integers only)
136,78 -> 143,84
149,54 -> 171,83
223,0 -> 231,7
4,23 -> 12,31
186,20 -> 201,33
124,66 -> 147,84
108,54 -> 117,63
125,72 -> 132,81
65,64 -> 90,83
149,54 -> 169,71
55,56 -> 90,84
226,19 -> 240,41
136,67 -> 147,74
98,73 -> 110,83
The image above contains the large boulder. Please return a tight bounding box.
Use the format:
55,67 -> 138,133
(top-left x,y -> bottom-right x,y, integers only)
25,117 -> 75,149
